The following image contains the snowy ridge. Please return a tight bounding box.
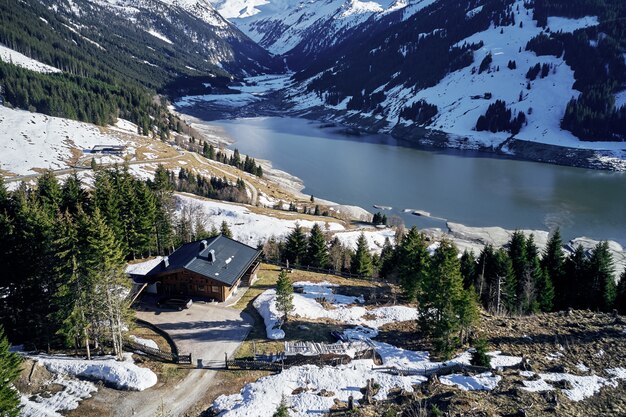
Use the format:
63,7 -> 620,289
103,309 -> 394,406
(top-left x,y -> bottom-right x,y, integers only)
211,0 -> 432,56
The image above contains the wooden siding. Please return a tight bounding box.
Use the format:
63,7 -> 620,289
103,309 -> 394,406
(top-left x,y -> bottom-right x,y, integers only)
158,270 -> 241,302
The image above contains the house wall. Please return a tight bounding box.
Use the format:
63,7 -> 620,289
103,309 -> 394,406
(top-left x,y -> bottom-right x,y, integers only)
159,270 -> 240,302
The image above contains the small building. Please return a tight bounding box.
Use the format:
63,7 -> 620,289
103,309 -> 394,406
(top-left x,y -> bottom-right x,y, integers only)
144,235 -> 261,302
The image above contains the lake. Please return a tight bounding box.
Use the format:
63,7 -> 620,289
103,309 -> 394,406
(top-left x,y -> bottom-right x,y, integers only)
210,116 -> 626,245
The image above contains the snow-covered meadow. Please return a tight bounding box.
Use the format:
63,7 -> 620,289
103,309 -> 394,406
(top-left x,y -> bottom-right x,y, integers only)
0,44 -> 61,74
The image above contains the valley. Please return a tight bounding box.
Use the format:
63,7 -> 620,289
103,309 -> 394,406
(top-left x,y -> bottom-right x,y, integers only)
1,0 -> 625,417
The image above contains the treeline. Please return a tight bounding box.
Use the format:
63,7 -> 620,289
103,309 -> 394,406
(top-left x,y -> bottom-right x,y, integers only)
524,0 -> 626,141
378,227 -> 625,315
399,100 -> 438,125
476,100 -> 526,134
0,164 -> 182,347
202,143 -> 263,177
162,167 -> 250,204
263,225 -> 382,277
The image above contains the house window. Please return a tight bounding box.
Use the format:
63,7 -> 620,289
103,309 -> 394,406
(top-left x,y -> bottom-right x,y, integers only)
198,286 -> 205,292
211,286 -> 220,293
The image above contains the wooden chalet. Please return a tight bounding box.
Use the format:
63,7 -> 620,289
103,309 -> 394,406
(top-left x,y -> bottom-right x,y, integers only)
144,235 -> 261,302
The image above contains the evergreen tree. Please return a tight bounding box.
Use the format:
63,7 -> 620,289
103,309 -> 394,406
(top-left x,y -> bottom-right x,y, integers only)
396,227 -> 429,300
460,250 -> 477,289
419,241 -> 472,358
564,245 -> 589,308
616,269 -> 626,315
507,231 -> 527,304
275,270 -> 294,322
83,208 -> 132,359
587,241 -> 616,311
61,172 -> 88,215
273,396 -> 289,417
531,257 -> 554,312
220,221 -> 233,238
0,325 -> 21,417
35,170 -> 62,217
284,224 -> 307,265
351,233 -> 373,277
378,237 -> 395,279
542,228 -> 565,309
305,224 -> 329,268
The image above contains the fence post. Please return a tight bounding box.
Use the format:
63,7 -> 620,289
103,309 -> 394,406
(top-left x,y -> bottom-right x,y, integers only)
225,352 -> 228,370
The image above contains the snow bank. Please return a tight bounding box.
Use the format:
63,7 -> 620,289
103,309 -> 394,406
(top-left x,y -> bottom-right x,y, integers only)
175,194 -> 345,247
0,44 -> 61,73
212,359 -> 426,417
440,372 -> 501,391
19,375 -> 96,417
488,350 -> 522,368
520,372 -> 618,401
253,289 -> 285,340
293,281 -> 364,305
31,353 -> 157,391
254,287 -> 417,340
129,335 -> 159,350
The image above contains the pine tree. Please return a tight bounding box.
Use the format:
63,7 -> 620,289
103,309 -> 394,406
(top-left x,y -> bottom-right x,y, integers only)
564,245 -> 589,309
508,231 -> 526,304
460,250 -> 477,289
61,172 -> 88,215
616,269 -> 626,315
351,233 -> 373,277
284,224 -> 307,265
397,227 -> 429,300
306,224 -> 328,268
587,241 -> 616,311
419,241 -> 469,358
379,237 -> 395,279
273,396 -> 289,417
84,208 -> 132,359
35,170 -> 62,217
0,325 -> 22,417
542,228 -> 565,309
220,221 -> 233,238
275,270 -> 294,322
53,211 -> 94,358
532,257 -> 554,312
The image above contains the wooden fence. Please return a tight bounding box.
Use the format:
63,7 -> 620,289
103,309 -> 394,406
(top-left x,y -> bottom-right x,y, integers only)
125,319 -> 192,364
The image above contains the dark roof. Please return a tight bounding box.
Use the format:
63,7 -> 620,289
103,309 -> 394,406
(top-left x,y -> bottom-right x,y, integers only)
146,235 -> 261,286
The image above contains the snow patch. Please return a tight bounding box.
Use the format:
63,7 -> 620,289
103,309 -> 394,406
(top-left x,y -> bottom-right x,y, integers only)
0,44 -> 61,73
30,353 -> 157,391
440,372 -> 501,391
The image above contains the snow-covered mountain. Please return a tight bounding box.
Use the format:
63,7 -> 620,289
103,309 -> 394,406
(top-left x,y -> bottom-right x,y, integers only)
274,0 -> 626,158
209,0 -> 436,67
43,0 -> 282,76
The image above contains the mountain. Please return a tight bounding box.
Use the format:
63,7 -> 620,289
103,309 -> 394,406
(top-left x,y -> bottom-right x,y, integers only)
0,0 -> 282,132
277,0 -> 626,150
209,0 -> 438,69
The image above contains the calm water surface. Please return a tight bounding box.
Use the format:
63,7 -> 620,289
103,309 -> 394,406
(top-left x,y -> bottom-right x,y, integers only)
211,117 -> 626,245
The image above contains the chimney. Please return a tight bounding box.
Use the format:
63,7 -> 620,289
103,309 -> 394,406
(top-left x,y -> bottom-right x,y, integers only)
201,240 -> 208,250
208,249 -> 216,263
163,256 -> 169,268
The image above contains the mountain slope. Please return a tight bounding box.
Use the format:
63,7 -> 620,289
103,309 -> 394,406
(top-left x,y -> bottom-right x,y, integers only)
210,0 -> 437,69
282,0 -> 625,149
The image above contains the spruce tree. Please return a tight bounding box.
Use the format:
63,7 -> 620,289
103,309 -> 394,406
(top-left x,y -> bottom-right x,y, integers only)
397,227 -> 429,300
460,250 -> 477,290
284,224 -> 307,265
61,172 -> 88,215
508,231 -> 526,305
419,240 -> 469,358
305,224 -> 328,268
220,221 -> 233,238
275,270 -> 294,322
542,228 -> 565,309
0,325 -> 22,417
351,233 -> 373,277
273,396 -> 289,417
587,241 -> 616,311
35,170 -> 62,217
616,269 -> 626,315
564,245 -> 589,309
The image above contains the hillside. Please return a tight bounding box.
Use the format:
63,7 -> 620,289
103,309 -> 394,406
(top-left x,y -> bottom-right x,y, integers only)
283,0 -> 625,151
